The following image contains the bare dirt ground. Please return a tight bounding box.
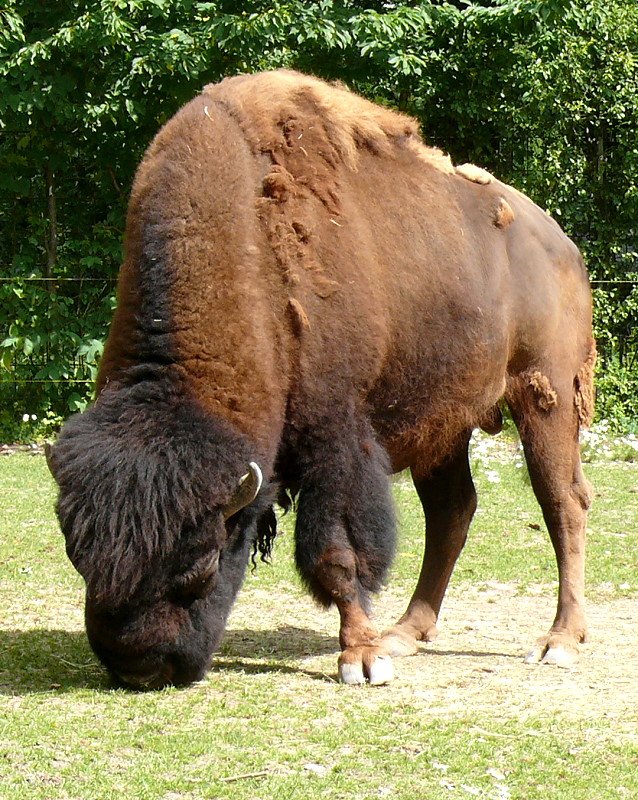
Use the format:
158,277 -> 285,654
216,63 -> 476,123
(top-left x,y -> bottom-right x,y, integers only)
225,583 -> 638,737
3,578 -> 636,744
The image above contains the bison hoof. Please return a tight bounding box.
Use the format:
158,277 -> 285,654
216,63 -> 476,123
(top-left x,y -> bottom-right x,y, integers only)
338,650 -> 394,686
378,629 -> 420,658
524,635 -> 581,668
367,655 -> 394,686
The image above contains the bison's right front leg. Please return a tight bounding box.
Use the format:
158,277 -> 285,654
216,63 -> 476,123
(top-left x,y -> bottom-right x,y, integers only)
292,419 -> 397,685
379,434 -> 477,657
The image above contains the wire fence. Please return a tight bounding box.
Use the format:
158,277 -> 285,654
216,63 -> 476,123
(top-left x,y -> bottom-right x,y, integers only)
1,275 -> 636,387
1,276 -> 636,285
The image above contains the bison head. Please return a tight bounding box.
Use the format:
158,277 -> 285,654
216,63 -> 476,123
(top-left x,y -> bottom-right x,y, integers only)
46,379 -> 274,690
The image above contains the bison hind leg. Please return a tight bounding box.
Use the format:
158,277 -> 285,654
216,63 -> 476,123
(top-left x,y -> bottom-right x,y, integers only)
505,361 -> 593,666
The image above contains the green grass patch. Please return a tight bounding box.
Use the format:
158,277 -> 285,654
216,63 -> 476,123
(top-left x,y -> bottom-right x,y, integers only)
2,691 -> 637,800
1,451 -> 637,799
393,459 -> 638,597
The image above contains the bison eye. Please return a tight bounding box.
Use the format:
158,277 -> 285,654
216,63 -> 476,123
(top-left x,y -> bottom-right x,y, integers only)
173,551 -> 219,603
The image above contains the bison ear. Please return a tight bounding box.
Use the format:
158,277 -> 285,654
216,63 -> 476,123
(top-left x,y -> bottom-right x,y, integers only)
44,442 -> 56,478
222,462 -> 263,520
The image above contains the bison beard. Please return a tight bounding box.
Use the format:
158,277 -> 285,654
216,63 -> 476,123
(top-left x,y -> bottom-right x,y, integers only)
48,69 -> 595,688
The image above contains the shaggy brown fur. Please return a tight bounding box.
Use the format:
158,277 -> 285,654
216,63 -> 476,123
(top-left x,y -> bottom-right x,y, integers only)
528,370 -> 559,411
202,70 -> 454,175
50,69 -> 596,688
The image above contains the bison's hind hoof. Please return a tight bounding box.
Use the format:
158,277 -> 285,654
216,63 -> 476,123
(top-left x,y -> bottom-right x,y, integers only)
524,635 -> 580,668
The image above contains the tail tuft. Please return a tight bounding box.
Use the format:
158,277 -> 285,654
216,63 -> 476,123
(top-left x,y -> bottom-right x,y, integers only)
574,340 -> 597,428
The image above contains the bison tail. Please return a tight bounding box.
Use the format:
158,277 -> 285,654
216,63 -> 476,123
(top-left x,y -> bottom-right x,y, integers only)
574,340 -> 597,428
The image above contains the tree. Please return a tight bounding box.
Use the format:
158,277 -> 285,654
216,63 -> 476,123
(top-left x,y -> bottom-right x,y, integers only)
1,0 -> 636,437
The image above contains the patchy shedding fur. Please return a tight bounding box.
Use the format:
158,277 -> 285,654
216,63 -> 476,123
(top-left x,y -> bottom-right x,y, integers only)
262,165 -> 296,202
288,297 -> 311,335
574,340 -> 597,427
456,163 -> 494,184
528,371 -> 559,411
493,197 -> 515,228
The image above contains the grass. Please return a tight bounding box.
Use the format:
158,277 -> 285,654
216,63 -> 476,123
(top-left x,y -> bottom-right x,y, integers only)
1,444 -> 637,800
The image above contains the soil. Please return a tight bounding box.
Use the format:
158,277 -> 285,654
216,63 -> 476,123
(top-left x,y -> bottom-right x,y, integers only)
225,583 -> 638,737
0,443 -> 44,455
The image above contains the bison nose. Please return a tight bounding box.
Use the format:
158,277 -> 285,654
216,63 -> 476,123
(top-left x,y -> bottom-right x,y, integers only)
114,666 -> 172,691
112,657 -> 176,691
115,668 -> 165,691
110,651 -> 208,690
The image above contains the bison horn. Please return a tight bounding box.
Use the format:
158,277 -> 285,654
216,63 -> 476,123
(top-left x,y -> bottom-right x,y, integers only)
222,462 -> 263,520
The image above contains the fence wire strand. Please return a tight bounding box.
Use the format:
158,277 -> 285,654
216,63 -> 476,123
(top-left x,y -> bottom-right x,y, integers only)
1,275 -> 636,388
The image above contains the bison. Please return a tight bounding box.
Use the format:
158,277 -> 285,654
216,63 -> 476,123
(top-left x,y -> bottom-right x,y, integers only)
47,70 -> 595,689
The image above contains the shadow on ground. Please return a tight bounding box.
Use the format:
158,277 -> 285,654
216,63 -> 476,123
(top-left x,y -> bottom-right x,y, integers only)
221,624 -> 339,659
0,625 -> 520,694
0,628 -> 109,694
0,625 -> 341,693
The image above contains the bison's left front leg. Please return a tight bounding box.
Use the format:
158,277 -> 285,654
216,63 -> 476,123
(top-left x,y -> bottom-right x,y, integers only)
378,434 -> 477,657
311,538 -> 394,685
293,418 -> 397,685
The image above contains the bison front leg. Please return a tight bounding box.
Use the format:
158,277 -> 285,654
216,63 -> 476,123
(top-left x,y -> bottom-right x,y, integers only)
292,422 -> 397,685
379,436 -> 477,657
313,542 -> 394,686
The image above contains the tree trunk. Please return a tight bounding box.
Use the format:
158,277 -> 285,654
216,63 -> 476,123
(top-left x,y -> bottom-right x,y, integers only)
44,163 -> 57,290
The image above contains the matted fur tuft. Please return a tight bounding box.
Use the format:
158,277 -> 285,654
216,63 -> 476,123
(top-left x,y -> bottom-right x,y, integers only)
48,378 -> 262,606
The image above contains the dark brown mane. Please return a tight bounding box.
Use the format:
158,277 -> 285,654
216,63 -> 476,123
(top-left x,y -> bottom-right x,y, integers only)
48,377 -> 257,606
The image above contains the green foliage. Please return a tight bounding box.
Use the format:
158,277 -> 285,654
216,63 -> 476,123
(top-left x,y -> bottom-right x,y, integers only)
1,0 -> 636,439
0,275 -> 112,431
